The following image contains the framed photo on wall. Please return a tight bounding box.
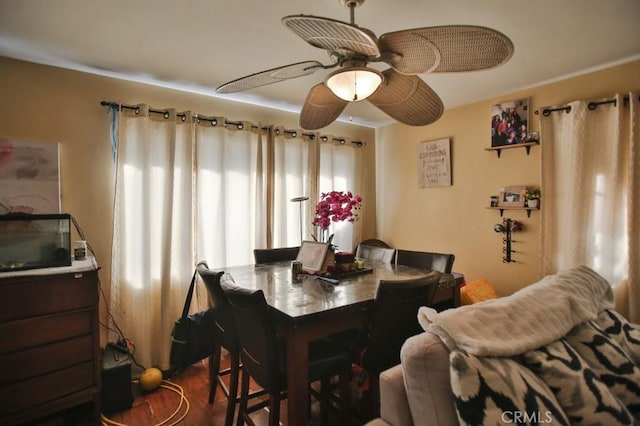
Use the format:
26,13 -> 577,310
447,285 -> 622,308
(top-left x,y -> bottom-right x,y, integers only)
491,98 -> 529,147
498,186 -> 527,207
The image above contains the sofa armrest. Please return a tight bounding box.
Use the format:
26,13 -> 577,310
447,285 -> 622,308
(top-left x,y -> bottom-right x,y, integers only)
401,332 -> 458,426
379,364 -> 414,426
365,420 -> 393,426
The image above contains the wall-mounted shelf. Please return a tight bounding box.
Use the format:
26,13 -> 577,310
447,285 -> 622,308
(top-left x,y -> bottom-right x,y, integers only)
486,206 -> 539,217
484,141 -> 539,158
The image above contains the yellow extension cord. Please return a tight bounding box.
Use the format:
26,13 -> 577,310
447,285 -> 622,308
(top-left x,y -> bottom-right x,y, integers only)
100,380 -> 190,426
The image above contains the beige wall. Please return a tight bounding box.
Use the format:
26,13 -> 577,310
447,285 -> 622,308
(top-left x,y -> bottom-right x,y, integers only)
2,55 -> 639,304
376,59 -> 640,296
0,56 -> 376,336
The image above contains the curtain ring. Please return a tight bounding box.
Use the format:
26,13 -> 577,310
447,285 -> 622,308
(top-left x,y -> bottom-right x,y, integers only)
134,106 -> 141,115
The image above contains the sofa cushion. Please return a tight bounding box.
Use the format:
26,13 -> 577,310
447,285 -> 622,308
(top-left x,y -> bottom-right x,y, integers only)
565,320 -> 640,417
449,351 -> 569,426
594,309 -> 640,366
521,339 -> 634,424
400,332 -> 458,426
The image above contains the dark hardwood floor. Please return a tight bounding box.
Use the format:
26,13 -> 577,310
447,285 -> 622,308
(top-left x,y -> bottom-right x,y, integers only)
26,349 -> 374,426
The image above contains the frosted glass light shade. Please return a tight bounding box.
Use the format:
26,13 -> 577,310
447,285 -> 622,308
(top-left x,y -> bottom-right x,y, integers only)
325,67 -> 383,102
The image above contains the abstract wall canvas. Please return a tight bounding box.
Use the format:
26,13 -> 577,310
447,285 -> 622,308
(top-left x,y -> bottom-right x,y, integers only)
0,139 -> 61,214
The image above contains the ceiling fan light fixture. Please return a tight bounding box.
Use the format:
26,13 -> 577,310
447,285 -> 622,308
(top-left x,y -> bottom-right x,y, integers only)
325,67 -> 383,102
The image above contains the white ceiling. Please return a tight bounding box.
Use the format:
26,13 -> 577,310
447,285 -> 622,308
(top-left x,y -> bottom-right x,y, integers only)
1,0 -> 639,128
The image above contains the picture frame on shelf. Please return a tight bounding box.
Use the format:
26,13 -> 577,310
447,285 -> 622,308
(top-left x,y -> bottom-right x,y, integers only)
491,98 -> 529,147
498,186 -> 527,207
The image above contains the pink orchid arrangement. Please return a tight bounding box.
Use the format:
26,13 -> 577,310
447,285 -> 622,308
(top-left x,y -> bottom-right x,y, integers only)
312,191 -> 363,232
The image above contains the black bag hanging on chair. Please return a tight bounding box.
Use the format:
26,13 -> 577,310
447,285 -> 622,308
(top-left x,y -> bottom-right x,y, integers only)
170,269 -> 215,369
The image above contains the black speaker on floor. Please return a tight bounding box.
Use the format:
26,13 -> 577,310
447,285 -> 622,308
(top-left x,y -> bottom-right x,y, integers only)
101,344 -> 133,414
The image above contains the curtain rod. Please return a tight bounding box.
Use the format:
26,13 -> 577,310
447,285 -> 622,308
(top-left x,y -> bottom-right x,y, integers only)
100,101 -> 365,147
535,94 -> 638,117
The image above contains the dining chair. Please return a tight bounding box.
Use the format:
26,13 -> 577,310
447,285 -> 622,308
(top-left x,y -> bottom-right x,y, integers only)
395,249 -> 455,274
196,263 -> 265,426
252,246 -> 300,264
358,238 -> 391,248
355,244 -> 396,263
222,278 -> 353,426
336,271 -> 442,417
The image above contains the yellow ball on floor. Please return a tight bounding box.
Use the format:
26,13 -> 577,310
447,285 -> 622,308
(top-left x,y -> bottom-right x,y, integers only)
139,367 -> 163,391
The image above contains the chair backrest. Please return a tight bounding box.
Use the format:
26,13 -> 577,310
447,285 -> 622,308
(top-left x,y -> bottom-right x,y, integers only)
253,246 -> 300,264
395,249 -> 455,274
358,238 -> 391,248
222,280 -> 284,393
196,263 -> 239,352
356,244 -> 396,263
363,271 -> 442,373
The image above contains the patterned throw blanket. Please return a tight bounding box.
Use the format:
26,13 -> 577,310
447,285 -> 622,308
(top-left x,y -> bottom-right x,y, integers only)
418,266 -> 640,425
418,265 -> 614,356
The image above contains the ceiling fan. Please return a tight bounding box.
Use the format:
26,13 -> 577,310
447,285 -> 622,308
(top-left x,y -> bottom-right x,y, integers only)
216,0 -> 514,130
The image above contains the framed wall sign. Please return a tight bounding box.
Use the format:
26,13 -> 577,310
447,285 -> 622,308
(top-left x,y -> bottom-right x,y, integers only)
418,138 -> 451,188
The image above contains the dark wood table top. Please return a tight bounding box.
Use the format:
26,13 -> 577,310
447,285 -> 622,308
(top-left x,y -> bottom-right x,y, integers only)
223,260 -> 460,322
223,259 -> 462,425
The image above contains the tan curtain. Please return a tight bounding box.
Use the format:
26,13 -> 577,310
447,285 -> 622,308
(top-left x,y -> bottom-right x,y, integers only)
110,105 -> 196,370
318,139 -> 364,252
539,92 -> 639,322
271,128 -> 313,247
109,105 -> 365,368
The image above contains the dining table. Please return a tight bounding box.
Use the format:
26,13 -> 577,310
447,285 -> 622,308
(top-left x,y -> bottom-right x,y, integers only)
223,259 -> 463,425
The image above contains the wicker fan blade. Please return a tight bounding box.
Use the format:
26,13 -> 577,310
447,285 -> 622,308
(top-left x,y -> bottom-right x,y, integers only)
282,15 -> 380,57
299,83 -> 348,130
216,60 -> 322,94
368,69 -> 443,126
378,25 -> 514,74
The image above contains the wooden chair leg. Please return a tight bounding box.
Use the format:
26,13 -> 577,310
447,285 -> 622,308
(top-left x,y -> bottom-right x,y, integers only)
226,351 -> 241,426
268,391 -> 281,426
236,368 -> 250,426
339,368 -> 352,425
320,378 -> 330,425
368,372 -> 380,418
208,344 -> 222,404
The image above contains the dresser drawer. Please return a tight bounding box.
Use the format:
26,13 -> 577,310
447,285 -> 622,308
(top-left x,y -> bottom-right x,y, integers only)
0,334 -> 94,386
0,270 -> 97,322
0,310 -> 92,353
0,361 -> 94,417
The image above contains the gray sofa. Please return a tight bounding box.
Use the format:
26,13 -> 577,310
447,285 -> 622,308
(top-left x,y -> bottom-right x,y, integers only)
367,266 -> 640,426
367,330 -> 457,426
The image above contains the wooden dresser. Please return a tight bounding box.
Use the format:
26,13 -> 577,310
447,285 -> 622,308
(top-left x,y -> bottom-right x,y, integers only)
0,259 -> 100,425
